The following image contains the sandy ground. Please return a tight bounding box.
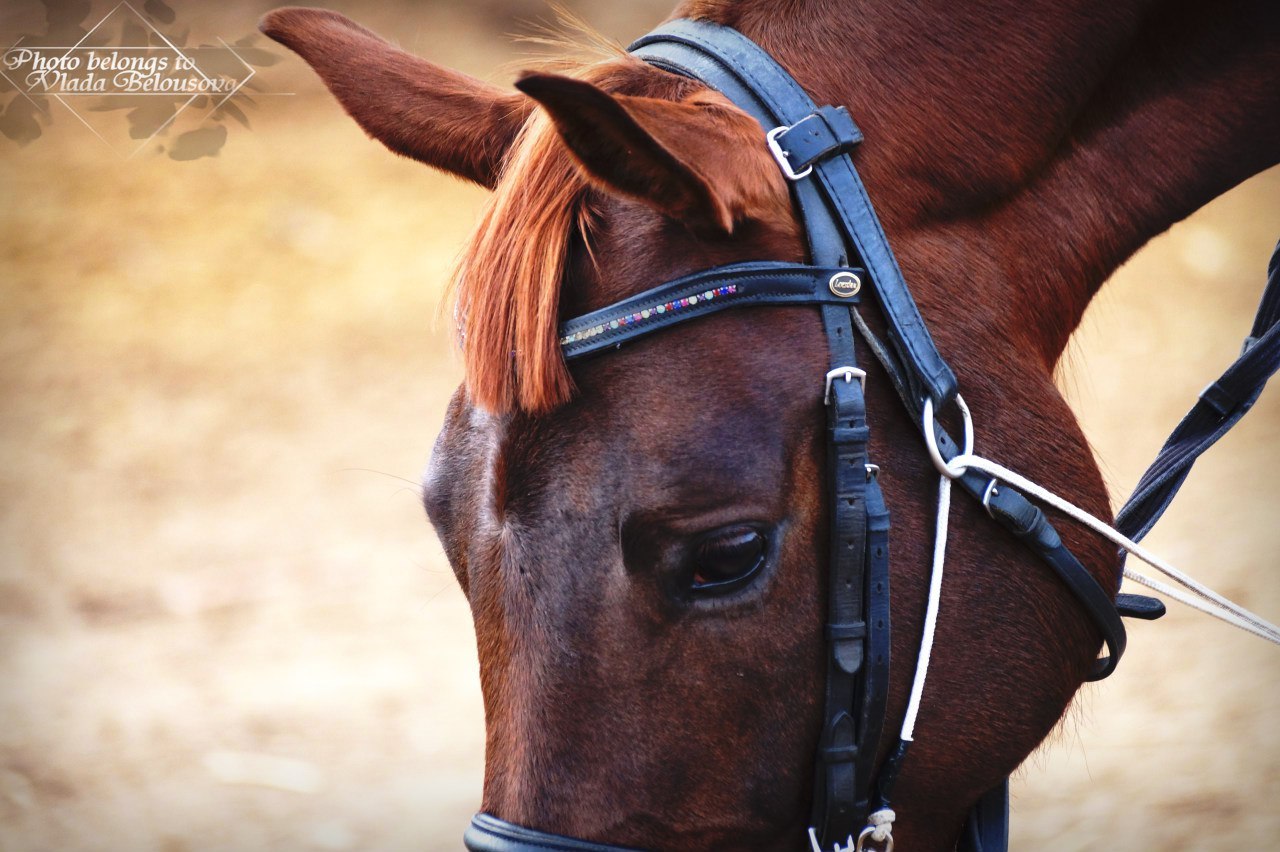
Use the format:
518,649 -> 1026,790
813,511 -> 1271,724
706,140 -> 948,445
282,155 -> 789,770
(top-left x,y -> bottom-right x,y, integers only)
1,2 -> 1277,850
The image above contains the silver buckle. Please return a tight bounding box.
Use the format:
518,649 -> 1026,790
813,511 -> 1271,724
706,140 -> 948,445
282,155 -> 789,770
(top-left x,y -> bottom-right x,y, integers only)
767,125 -> 814,181
824,366 -> 867,404
981,478 -> 1000,517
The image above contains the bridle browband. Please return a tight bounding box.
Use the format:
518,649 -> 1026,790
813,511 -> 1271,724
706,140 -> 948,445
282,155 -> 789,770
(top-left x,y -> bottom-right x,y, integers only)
463,18 -> 1280,852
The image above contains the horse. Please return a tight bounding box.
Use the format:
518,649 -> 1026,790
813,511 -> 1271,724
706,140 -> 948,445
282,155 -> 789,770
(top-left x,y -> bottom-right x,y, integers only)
260,2 -> 1280,849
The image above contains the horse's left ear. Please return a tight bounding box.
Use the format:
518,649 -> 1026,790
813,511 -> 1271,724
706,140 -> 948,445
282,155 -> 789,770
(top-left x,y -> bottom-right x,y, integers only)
259,8 -> 530,188
515,71 -> 778,236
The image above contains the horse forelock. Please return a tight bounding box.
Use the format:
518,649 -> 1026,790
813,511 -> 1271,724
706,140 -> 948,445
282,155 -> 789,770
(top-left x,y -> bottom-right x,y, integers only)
453,57 -> 714,416
452,103 -> 589,416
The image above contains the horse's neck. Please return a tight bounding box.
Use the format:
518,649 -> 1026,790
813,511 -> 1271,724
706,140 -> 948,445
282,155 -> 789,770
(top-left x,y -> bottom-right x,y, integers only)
676,0 -> 1280,365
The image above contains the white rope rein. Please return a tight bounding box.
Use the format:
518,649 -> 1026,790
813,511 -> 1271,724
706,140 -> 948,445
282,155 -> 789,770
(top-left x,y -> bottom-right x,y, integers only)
899,472 -> 954,742
918,396 -> 1280,645
945,451 -> 1280,645
898,397 -> 974,744
899,395 -> 1280,757
859,393 -> 1278,852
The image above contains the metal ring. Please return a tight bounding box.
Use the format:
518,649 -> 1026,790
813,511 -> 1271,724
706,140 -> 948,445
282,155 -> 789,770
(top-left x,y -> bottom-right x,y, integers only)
855,826 -> 894,852
921,394 -> 973,480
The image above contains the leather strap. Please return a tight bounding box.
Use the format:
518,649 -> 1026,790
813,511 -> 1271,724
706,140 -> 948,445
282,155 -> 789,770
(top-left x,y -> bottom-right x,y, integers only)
1115,593 -> 1166,620
631,21 -> 959,409
627,24 -> 888,844
464,814 -> 641,852
957,780 -> 1010,852
814,321 -> 872,845
773,105 -> 864,172
633,24 -> 1152,682
1116,240 -> 1280,546
853,311 -> 1131,681
559,262 -> 863,360
857,475 -> 893,817
981,481 -> 1126,680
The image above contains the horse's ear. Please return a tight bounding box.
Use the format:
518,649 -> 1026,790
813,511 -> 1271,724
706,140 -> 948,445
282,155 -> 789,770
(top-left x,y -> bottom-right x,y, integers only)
259,8 -> 529,188
515,71 -> 777,236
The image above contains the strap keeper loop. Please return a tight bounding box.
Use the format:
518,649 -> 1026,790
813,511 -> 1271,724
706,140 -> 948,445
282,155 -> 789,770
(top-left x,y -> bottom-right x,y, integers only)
826,621 -> 867,640
767,106 -> 864,180
822,743 -> 859,762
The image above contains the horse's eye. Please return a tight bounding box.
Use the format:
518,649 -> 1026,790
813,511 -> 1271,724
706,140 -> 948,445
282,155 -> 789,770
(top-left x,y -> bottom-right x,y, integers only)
691,527 -> 767,593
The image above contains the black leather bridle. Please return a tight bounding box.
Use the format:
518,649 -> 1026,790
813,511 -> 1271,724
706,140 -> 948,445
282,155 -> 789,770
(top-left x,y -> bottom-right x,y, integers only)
462,18 -> 1280,852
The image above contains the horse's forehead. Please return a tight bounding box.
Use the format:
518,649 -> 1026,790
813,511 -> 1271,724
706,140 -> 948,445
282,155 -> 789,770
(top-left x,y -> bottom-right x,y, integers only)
471,308 -> 827,527
565,198 -> 806,318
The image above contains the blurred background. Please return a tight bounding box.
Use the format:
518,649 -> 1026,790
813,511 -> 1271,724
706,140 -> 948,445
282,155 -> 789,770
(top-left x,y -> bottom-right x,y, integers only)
0,1 -> 1276,849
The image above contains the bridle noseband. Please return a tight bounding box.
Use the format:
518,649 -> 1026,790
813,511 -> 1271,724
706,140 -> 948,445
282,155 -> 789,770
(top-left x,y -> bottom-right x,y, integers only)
463,18 -> 1280,852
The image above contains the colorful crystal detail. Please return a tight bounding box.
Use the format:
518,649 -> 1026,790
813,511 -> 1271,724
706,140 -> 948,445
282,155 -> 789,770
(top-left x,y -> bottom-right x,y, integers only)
560,283 -> 740,346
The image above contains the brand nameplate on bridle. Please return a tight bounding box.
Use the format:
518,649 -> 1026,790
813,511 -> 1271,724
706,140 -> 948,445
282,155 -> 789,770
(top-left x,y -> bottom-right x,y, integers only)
829,271 -> 862,298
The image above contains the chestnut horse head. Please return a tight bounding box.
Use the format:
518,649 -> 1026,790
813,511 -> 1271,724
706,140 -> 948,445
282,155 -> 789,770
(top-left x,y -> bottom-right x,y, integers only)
262,1 -> 1280,848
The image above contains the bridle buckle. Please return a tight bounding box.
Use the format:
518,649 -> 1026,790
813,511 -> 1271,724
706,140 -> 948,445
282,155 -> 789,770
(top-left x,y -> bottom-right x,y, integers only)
981,478 -> 1000,517
767,124 -> 814,181
825,366 -> 867,405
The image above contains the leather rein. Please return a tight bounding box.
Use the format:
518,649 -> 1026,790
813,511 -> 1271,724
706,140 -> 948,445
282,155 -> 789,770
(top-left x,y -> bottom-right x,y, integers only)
462,19 -> 1280,852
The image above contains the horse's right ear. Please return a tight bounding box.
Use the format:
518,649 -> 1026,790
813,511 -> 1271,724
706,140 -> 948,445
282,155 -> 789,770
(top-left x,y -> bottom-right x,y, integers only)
259,7 -> 529,188
514,71 -> 786,237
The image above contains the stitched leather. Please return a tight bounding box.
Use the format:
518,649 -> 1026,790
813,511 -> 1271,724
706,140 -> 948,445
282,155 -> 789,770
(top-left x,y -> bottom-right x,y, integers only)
957,780 -> 1010,852
632,22 -> 960,408
1115,593 -> 1166,620
775,105 -> 864,171
559,263 -> 864,360
857,476 -> 892,819
464,814 -> 641,852
982,483 -> 1126,680
815,345 -> 872,844
1116,239 -> 1280,547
